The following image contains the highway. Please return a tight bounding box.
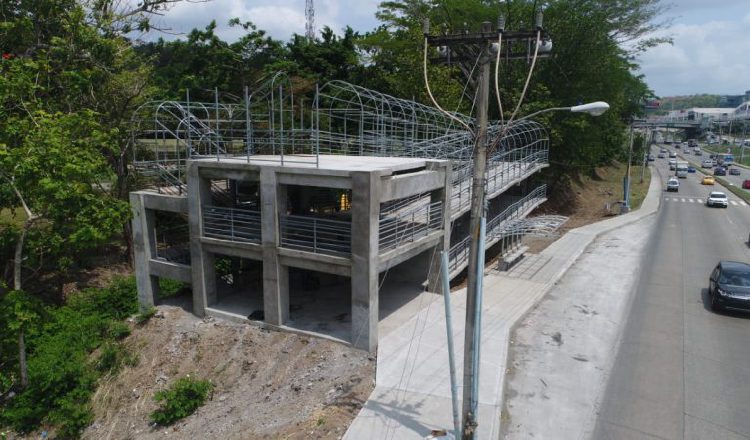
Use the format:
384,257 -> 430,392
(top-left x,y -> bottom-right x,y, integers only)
593,148 -> 750,439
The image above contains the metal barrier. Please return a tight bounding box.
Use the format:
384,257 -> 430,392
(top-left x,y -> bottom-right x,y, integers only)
280,215 -> 351,255
379,200 -> 443,253
448,184 -> 547,274
202,206 -> 261,243
451,146 -> 548,215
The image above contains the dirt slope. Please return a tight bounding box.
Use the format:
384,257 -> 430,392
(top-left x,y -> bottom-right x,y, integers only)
83,306 -> 374,440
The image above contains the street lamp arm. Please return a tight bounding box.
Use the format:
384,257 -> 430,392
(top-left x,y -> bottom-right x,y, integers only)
512,101 -> 610,124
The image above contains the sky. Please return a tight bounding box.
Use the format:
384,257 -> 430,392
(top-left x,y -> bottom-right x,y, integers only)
141,0 -> 750,98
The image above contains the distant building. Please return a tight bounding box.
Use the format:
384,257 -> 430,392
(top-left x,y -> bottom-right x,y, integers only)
719,91 -> 750,108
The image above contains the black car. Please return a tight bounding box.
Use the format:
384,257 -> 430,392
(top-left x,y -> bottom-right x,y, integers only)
714,166 -> 727,176
708,261 -> 750,312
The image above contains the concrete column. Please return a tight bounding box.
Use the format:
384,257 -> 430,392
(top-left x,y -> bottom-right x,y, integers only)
427,161 -> 452,293
187,163 -> 216,316
260,167 -> 289,325
350,171 -> 381,352
130,192 -> 160,310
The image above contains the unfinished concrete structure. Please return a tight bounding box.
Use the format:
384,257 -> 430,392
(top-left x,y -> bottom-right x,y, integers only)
130,73 -> 558,352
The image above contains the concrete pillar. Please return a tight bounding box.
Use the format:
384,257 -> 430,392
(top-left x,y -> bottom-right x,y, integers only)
427,161 -> 452,293
260,168 -> 289,325
350,171 -> 380,352
130,193 -> 160,310
187,163 -> 216,316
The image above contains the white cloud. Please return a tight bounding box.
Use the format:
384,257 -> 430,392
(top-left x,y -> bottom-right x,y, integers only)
637,19 -> 750,96
140,0 -> 382,42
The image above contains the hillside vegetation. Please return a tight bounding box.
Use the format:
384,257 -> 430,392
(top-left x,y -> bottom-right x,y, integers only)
2,0 -> 668,437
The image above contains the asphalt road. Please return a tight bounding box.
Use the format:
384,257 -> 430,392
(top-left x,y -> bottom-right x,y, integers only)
592,149 -> 750,439
665,142 -> 750,190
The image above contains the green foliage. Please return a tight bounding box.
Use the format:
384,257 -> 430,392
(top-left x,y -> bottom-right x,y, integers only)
158,278 -> 185,298
150,376 -> 214,426
95,342 -> 138,373
0,277 -> 139,437
107,321 -> 132,340
134,306 -> 157,325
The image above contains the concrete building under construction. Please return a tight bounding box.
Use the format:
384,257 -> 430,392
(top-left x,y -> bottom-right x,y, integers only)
130,74 -> 561,352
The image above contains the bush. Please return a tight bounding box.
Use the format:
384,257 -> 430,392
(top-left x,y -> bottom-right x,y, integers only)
134,306 -> 156,325
150,376 -> 214,426
107,321 -> 131,340
0,276 -> 140,437
158,278 -> 185,298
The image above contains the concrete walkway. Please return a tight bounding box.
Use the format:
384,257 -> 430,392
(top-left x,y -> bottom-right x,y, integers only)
344,167 -> 662,440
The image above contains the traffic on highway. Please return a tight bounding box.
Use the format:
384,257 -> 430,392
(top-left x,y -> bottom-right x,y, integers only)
594,140 -> 750,438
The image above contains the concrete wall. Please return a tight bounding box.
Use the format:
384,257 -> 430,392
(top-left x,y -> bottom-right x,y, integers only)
132,156 -> 451,353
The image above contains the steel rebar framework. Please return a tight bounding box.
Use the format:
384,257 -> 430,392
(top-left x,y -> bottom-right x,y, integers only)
130,72 -> 555,264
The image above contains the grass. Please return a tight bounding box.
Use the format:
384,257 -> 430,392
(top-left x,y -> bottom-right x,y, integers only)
702,143 -> 750,167
581,161 -> 651,211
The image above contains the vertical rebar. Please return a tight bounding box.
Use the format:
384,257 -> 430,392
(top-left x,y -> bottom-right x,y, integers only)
215,87 -> 220,161
245,86 -> 251,162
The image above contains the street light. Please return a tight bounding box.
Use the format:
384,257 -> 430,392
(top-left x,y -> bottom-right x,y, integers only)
516,101 -> 610,121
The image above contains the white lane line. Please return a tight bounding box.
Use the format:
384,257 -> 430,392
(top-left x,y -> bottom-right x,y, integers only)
681,198 -> 686,202
742,201 -> 748,206
688,198 -> 695,203
731,201 -> 739,206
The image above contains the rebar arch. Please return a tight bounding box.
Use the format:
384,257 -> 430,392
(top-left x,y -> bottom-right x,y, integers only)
315,80 -> 475,158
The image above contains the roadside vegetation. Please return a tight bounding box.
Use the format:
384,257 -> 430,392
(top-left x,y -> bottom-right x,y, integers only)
1,0 -> 668,436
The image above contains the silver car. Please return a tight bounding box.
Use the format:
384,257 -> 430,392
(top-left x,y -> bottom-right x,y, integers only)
706,191 -> 728,208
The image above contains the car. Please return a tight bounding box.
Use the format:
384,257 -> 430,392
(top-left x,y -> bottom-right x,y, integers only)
683,148 -> 690,154
702,159 -> 714,168
714,167 -> 727,176
706,191 -> 728,207
669,151 -> 677,158
658,152 -> 666,158
743,179 -> 750,189
666,177 -> 680,192
648,154 -> 655,162
668,159 -> 677,170
708,261 -> 750,312
660,148 -> 667,154
702,175 -> 715,185
687,166 -> 696,173
695,149 -> 703,156
730,167 -> 741,176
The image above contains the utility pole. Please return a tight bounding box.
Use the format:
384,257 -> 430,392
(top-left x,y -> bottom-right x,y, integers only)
425,14 -> 549,439
641,128 -> 650,183
622,122 -> 634,213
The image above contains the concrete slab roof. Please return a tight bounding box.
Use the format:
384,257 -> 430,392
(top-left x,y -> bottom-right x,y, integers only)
191,154 -> 435,175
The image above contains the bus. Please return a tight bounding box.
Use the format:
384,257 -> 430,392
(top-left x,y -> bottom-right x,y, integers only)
717,153 -> 734,166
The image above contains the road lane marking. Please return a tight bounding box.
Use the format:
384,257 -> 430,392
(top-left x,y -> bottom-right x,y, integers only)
688,198 -> 695,203
731,201 -> 739,205
681,198 -> 686,202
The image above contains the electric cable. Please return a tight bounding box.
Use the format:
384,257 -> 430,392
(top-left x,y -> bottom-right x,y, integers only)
495,33 -> 504,122
507,30 -> 541,125
423,37 -> 474,134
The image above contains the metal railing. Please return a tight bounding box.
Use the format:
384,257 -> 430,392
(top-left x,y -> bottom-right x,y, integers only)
202,206 -> 261,243
279,215 -> 351,256
451,146 -> 548,215
448,184 -> 547,275
379,200 -> 443,253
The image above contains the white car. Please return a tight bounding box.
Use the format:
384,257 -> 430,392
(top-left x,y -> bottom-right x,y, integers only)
706,191 -> 728,208
666,177 -> 679,192
702,159 -> 714,168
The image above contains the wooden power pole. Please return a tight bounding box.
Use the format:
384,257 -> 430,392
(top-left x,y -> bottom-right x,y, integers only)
425,16 -> 549,439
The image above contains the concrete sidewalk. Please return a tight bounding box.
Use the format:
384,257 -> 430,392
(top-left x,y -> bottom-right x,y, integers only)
344,168 -> 662,440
